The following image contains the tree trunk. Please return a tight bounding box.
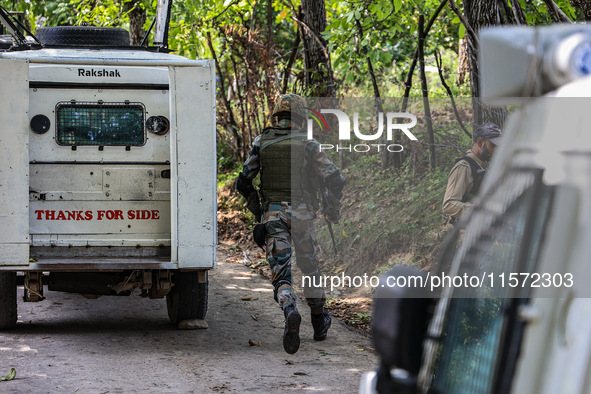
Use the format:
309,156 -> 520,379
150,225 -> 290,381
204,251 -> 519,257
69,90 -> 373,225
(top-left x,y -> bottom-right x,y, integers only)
123,0 -> 146,46
398,0 -> 447,169
543,0 -> 573,22
461,0 -> 508,129
456,38 -> 469,85
265,0 -> 275,113
354,19 -> 389,168
418,16 -> 436,171
300,0 -> 335,97
206,33 -> 243,161
509,0 -> 527,24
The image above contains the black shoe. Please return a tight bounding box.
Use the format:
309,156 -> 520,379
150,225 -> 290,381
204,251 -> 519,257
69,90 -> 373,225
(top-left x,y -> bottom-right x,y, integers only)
311,310 -> 331,341
283,306 -> 301,354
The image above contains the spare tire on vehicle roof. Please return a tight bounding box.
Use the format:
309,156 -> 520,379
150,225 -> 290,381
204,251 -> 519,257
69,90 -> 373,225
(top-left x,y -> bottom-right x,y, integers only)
0,35 -> 13,50
36,26 -> 130,47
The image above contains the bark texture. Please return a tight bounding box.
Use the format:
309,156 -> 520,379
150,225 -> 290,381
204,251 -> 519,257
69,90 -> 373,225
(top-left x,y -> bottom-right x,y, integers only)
300,0 -> 335,97
456,38 -> 469,85
461,0 -> 507,129
123,0 -> 146,46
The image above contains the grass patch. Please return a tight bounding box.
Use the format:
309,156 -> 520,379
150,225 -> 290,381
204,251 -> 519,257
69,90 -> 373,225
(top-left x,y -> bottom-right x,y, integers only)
317,154 -> 454,278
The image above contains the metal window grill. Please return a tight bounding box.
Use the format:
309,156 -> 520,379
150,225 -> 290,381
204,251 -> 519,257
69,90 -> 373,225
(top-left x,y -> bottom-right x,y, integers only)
55,101 -> 146,146
430,169 -> 553,394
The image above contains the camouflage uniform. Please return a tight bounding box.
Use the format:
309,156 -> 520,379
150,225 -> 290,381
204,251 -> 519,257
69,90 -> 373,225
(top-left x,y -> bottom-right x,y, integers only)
239,118 -> 344,313
239,95 -> 344,314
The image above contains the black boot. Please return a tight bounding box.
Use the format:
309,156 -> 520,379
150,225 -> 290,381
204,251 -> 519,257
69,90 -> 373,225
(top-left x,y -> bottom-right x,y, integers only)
283,305 -> 301,354
311,310 -> 331,341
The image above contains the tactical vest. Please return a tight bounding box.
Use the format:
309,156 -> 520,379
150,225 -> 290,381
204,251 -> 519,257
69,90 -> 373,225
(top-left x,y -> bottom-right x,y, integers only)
455,155 -> 486,202
259,127 -> 318,209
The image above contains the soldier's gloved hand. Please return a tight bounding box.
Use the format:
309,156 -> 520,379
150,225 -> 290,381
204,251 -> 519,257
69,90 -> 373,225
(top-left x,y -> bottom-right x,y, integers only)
246,193 -> 262,222
324,207 -> 340,224
236,173 -> 255,198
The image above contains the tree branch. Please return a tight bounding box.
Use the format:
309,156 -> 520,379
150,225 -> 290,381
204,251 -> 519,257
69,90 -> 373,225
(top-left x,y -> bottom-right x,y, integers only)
402,0 -> 447,112
291,15 -> 330,60
425,0 -> 449,34
281,0 -> 296,13
542,0 -> 573,23
509,0 -> 527,25
499,0 -> 516,24
206,32 -> 242,158
434,51 -> 472,139
447,0 -> 479,47
205,0 -> 241,24
282,26 -> 301,94
418,15 -> 436,170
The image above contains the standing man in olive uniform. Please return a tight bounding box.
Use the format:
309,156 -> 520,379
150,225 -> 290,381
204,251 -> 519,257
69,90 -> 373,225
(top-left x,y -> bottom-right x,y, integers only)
443,122 -> 502,223
236,94 -> 345,354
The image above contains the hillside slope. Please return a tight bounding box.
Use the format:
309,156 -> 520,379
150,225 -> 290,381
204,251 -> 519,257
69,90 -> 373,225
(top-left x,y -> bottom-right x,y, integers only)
217,153 -> 456,334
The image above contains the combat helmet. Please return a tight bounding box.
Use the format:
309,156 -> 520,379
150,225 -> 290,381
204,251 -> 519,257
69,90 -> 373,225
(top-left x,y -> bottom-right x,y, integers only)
271,94 -> 307,123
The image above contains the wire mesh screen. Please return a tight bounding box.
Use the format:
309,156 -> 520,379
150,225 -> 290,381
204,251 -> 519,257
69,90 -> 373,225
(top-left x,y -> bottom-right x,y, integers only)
56,102 -> 145,146
455,171 -> 536,298
431,169 -> 553,394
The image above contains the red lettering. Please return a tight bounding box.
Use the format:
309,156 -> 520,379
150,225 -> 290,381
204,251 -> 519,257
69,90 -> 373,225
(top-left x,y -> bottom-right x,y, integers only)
97,210 -> 105,220
114,210 -> 124,220
126,210 -> 160,220
35,210 -> 98,221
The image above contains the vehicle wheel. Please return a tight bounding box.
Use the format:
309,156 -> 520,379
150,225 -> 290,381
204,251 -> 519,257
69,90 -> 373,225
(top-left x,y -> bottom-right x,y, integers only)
166,271 -> 208,324
0,272 -> 17,329
36,26 -> 130,47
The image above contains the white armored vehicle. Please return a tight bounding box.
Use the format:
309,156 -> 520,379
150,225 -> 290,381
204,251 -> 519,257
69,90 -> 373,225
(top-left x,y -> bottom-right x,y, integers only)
0,4 -> 216,329
361,24 -> 591,394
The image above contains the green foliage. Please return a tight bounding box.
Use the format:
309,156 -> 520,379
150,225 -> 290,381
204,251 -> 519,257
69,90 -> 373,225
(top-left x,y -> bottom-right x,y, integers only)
217,165 -> 240,191
2,0 -> 583,170
325,0 -> 460,97
1,0 -> 153,30
317,153 -> 453,275
347,312 -> 371,325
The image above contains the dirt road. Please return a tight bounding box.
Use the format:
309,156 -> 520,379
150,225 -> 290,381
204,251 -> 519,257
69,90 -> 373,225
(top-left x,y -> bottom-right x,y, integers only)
1,254 -> 376,393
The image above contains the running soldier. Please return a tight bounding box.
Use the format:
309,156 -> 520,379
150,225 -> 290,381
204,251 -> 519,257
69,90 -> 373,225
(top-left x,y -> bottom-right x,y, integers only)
236,94 -> 345,354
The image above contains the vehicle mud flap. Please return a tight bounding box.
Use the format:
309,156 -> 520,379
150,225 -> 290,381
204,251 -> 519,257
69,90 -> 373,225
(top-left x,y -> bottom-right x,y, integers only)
0,272 -> 17,329
166,271 -> 208,324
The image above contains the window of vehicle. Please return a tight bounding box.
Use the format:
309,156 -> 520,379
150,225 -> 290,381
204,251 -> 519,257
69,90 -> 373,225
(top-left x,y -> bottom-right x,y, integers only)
428,168 -> 554,394
55,102 -> 145,146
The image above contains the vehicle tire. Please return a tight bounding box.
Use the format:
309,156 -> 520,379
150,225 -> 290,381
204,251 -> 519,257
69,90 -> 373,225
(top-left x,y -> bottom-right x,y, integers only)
166,271 -> 208,324
0,272 -> 17,329
36,26 -> 130,47
0,34 -> 12,50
